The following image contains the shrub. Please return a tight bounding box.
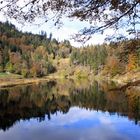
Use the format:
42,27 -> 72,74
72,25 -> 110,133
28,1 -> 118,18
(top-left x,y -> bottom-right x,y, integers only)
46,61 -> 56,74
74,68 -> 88,79
5,62 -> 15,73
21,69 -> 28,78
127,53 -> 138,71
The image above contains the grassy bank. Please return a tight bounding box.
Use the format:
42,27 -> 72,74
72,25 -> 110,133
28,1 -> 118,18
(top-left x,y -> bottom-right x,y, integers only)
94,71 -> 140,90
0,77 -> 54,88
0,73 -> 22,79
0,70 -> 140,89
0,73 -> 54,88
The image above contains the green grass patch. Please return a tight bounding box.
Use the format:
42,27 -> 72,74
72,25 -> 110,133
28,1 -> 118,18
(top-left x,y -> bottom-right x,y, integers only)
0,73 -> 23,79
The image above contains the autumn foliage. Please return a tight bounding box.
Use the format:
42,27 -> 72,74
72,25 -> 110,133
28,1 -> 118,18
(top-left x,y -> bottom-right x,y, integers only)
127,53 -> 138,71
0,22 -> 72,77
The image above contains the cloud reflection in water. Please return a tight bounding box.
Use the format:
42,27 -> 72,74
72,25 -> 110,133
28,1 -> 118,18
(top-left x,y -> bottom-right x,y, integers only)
0,107 -> 139,140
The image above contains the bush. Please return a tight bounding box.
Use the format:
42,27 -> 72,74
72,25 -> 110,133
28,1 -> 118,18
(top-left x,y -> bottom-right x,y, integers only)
21,69 -> 28,78
46,61 -> 56,74
74,68 -> 88,79
30,67 -> 37,77
136,48 -> 140,67
127,53 -> 138,71
5,62 -> 15,73
0,65 -> 3,72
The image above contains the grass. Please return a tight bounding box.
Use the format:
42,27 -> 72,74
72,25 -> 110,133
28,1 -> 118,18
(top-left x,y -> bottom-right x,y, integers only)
0,72 -> 23,79
0,73 -> 52,88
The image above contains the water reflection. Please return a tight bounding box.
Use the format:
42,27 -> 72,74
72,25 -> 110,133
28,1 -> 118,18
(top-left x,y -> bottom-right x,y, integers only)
70,81 -> 140,124
0,81 -> 71,131
0,79 -> 140,140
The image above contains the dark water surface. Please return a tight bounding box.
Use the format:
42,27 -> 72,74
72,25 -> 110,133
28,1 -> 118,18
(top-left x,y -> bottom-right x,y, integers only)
0,80 -> 140,140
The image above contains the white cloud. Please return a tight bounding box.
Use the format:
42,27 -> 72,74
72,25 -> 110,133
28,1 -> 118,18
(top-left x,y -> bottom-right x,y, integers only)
0,14 -> 7,22
48,107 -> 97,126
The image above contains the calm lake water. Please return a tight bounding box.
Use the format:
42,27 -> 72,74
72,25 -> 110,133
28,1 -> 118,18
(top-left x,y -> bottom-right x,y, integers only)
0,79 -> 140,140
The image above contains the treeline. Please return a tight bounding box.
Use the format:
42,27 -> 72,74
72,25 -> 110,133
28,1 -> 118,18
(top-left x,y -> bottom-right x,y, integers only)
71,40 -> 140,76
0,21 -> 72,77
1,21 -> 140,78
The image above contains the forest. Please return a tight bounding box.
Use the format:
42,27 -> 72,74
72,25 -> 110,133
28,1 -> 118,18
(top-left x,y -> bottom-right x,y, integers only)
71,40 -> 140,77
0,21 -> 72,78
0,21 -> 140,80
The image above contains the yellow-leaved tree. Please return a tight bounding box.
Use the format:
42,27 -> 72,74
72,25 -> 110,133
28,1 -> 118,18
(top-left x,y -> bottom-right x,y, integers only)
127,53 -> 138,71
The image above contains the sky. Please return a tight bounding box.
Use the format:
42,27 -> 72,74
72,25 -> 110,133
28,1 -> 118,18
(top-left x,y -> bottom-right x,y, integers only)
0,13 -> 110,47
0,0 -> 133,47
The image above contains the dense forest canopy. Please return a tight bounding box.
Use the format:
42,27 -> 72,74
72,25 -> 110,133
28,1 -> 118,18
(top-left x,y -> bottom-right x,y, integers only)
0,0 -> 140,42
0,21 -> 140,78
0,21 -> 72,77
70,39 -> 140,76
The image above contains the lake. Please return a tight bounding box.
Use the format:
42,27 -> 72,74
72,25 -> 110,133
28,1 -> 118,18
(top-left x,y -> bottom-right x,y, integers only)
0,79 -> 140,140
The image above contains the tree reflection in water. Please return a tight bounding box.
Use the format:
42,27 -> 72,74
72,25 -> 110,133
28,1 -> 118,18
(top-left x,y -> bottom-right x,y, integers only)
0,79 -> 140,131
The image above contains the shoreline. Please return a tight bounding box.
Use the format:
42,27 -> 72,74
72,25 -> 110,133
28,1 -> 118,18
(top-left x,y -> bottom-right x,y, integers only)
0,77 -> 56,88
0,74 -> 77,88
0,71 -> 140,89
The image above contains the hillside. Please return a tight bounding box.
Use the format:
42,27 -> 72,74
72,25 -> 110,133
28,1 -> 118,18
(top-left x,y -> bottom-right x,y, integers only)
0,21 -> 140,87
70,39 -> 140,83
0,21 -> 73,78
